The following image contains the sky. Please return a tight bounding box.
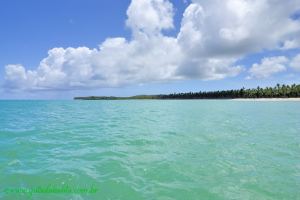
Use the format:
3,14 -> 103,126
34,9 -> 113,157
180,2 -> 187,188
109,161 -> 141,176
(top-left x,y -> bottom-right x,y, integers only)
0,0 -> 300,99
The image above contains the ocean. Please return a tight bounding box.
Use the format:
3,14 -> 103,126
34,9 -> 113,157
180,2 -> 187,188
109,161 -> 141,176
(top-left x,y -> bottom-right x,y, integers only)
0,100 -> 299,200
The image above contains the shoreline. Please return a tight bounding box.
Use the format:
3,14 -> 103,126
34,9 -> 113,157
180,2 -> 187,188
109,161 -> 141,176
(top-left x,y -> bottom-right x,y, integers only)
231,98 -> 300,101
74,98 -> 300,101
74,84 -> 300,100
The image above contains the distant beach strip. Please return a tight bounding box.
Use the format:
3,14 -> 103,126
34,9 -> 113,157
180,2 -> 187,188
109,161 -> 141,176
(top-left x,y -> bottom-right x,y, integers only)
74,84 -> 300,100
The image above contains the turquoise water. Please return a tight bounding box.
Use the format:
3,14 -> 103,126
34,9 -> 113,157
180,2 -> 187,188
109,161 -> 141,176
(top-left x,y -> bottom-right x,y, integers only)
0,100 -> 299,200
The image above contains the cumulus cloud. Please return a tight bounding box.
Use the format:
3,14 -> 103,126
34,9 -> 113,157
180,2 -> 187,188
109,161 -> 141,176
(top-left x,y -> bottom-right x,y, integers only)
179,0 -> 300,57
4,0 -> 300,91
126,0 -> 174,36
247,53 -> 300,79
5,64 -> 29,89
247,56 -> 288,79
290,54 -> 300,71
280,39 -> 300,50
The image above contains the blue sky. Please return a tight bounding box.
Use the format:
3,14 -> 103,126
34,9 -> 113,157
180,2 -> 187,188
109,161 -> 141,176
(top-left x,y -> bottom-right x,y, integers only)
1,0 -> 300,99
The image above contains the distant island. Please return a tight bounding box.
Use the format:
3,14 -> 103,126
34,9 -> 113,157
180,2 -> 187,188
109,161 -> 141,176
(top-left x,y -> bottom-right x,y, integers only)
74,84 -> 300,100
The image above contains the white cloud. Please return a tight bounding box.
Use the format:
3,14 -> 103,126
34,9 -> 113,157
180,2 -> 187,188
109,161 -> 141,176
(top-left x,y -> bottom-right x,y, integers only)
281,39 -> 300,50
5,64 -> 28,89
247,53 -> 300,79
4,0 -> 300,91
126,0 -> 174,36
176,0 -> 300,80
290,54 -> 300,71
248,56 -> 288,79
179,0 -> 300,57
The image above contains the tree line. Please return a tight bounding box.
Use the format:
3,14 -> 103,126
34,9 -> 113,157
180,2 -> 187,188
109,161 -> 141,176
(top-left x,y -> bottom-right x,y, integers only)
74,84 -> 300,100
160,84 -> 300,99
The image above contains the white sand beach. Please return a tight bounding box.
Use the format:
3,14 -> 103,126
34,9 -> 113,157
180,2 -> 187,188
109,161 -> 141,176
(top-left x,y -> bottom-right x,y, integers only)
231,98 -> 300,101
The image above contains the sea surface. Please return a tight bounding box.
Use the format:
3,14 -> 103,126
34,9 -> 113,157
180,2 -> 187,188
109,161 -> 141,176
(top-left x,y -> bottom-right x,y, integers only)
0,100 -> 299,200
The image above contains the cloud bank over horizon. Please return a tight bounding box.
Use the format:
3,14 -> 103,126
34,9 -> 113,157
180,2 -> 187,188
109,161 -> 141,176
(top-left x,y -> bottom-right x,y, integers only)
4,0 -> 300,91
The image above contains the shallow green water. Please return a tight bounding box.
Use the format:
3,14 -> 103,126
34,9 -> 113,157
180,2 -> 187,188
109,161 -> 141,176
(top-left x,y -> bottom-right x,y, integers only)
0,100 -> 299,200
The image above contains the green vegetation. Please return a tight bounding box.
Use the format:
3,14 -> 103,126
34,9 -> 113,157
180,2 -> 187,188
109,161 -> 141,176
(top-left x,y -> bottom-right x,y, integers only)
74,95 -> 160,100
161,84 -> 300,99
74,84 -> 300,100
